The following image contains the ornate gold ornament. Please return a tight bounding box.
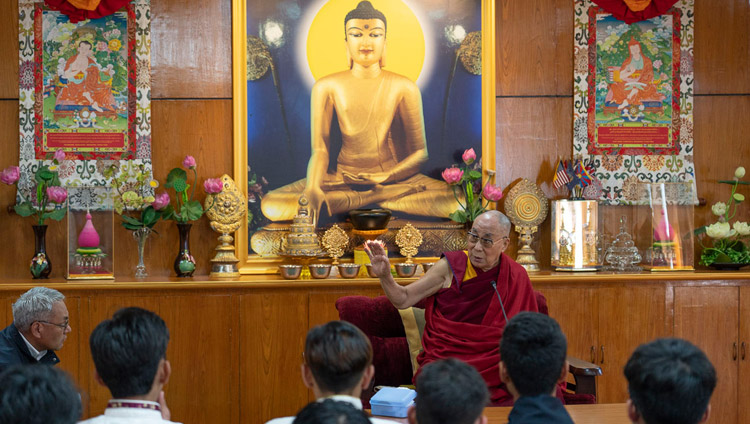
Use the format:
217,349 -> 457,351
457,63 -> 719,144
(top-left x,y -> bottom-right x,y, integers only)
322,224 -> 348,266
395,223 -> 423,264
205,174 -> 246,279
504,179 -> 549,272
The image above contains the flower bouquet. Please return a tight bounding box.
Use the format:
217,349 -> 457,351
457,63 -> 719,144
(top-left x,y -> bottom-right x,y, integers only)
159,156 -> 224,276
441,148 -> 504,224
104,162 -> 163,278
1,150 -> 69,278
696,166 -> 750,267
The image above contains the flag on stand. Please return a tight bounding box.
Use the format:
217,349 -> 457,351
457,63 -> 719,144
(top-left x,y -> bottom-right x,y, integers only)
553,159 -> 570,189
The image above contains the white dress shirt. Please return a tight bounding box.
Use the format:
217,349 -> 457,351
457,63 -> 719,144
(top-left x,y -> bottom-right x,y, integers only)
19,332 -> 47,361
78,399 -> 182,424
264,395 -> 397,424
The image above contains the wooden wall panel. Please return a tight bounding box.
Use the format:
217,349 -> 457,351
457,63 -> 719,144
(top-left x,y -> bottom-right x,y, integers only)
496,0 -> 573,96
240,292 -> 309,423
0,1 -> 18,99
161,295 -> 236,424
674,287 -> 740,424
495,97 -> 572,265
536,286 -> 598,365
113,99 -> 233,278
150,0 -> 232,99
693,0 -> 750,94
308,288 -> 384,329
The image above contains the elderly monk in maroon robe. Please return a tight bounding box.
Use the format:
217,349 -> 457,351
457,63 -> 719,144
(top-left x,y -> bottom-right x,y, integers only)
366,210 -> 538,406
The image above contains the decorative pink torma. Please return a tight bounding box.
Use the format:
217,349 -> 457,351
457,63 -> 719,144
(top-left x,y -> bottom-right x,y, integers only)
653,210 -> 676,242
78,212 -> 101,248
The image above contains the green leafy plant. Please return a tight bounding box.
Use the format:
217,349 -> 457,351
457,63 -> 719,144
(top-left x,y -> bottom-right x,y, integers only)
695,166 -> 750,266
441,148 -> 504,224
161,156 -> 221,223
105,162 -> 163,231
1,150 -> 68,225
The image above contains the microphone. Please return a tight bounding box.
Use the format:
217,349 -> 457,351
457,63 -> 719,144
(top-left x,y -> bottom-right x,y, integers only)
490,281 -> 509,324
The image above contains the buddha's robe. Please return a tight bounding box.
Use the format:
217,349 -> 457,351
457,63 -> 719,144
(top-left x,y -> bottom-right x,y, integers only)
56,55 -> 117,112
607,54 -> 663,106
416,251 -> 538,406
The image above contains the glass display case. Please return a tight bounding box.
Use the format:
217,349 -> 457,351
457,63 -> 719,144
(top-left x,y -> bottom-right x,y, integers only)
551,199 -> 600,271
639,182 -> 695,271
67,187 -> 114,279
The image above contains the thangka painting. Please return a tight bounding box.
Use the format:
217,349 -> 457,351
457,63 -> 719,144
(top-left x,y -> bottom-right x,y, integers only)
18,0 -> 151,209
240,0 -> 488,257
573,0 -> 697,205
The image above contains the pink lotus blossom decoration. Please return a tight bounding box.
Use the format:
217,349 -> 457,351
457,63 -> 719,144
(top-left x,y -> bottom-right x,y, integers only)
53,149 -> 66,163
441,167 -> 464,185
0,166 -> 20,185
46,186 -> 67,204
654,210 -> 676,242
203,178 -> 224,194
152,191 -> 170,210
182,155 -> 196,169
482,183 -> 504,202
78,212 -> 100,248
462,148 -> 476,165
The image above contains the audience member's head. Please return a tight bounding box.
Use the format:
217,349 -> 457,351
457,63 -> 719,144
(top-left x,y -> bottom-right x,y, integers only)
12,287 -> 70,351
293,399 -> 372,424
410,358 -> 489,424
302,320 -> 374,397
0,364 -> 81,424
89,307 -> 170,399
499,312 -> 567,399
624,338 -> 716,424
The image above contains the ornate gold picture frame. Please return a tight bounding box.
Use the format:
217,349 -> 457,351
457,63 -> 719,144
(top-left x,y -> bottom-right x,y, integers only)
232,0 -> 496,274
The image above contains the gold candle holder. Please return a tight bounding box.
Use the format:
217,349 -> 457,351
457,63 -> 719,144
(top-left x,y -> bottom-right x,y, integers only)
204,174 -> 245,279
322,224 -> 348,266
395,223 -> 422,264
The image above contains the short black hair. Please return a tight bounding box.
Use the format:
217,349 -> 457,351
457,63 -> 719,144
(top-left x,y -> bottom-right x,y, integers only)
0,364 -> 81,424
499,312 -> 567,396
624,338 -> 716,424
89,307 -> 170,398
345,1 -> 387,32
304,320 -> 372,393
293,399 -> 371,424
415,358 -> 489,424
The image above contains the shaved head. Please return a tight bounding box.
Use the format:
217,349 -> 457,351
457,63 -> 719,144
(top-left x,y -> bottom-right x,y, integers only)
476,210 -> 511,236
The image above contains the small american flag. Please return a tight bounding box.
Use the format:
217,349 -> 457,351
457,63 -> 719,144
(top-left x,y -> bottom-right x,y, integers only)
553,159 -> 570,189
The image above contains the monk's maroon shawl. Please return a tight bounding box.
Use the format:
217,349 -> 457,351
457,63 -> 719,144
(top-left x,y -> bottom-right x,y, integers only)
415,251 -> 538,406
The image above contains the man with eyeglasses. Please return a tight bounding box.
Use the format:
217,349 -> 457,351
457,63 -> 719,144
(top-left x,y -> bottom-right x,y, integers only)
366,210 -> 538,406
0,287 -> 71,374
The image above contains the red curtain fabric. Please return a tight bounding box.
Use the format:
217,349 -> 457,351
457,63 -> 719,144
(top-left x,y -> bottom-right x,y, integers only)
592,0 -> 680,24
44,0 -> 131,23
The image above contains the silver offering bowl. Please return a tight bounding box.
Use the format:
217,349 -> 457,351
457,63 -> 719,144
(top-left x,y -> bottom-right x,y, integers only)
421,263 -> 435,273
337,263 -> 361,279
308,264 -> 332,279
279,264 -> 303,280
394,263 -> 418,278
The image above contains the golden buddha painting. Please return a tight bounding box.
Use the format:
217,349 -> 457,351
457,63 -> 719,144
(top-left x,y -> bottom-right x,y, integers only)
234,0 -> 495,268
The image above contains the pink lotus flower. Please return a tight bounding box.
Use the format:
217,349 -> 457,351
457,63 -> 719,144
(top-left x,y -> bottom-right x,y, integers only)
152,191 -> 170,210
482,183 -> 503,202
0,166 -> 20,185
203,178 -> 224,194
46,186 -> 68,204
182,155 -> 196,169
441,167 -> 464,185
53,149 -> 66,164
462,148 -> 476,165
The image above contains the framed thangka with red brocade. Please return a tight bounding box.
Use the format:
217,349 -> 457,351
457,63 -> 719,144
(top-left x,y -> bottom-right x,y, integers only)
18,0 -> 151,208
573,0 -> 696,205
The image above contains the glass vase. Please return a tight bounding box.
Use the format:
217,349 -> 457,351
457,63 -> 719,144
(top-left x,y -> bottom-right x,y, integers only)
132,227 -> 152,278
30,225 -> 52,279
174,222 -> 196,277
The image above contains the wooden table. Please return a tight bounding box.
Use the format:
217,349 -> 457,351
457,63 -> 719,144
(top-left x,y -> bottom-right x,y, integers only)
373,402 -> 629,423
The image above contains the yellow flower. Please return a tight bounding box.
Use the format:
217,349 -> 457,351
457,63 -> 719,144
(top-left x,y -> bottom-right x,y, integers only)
149,180 -> 159,188
108,39 -> 122,51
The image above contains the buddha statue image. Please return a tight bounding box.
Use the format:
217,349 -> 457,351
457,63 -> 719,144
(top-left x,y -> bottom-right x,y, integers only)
260,1 -> 460,224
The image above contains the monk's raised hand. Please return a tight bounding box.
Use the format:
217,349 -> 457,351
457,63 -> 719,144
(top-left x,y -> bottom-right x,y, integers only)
364,240 -> 391,278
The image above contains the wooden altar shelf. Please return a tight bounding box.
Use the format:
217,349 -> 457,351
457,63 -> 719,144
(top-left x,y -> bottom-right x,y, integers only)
1,271 -> 750,423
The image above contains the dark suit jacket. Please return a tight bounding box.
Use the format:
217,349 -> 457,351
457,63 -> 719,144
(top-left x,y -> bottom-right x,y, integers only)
507,394 -> 574,424
0,323 -> 60,374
